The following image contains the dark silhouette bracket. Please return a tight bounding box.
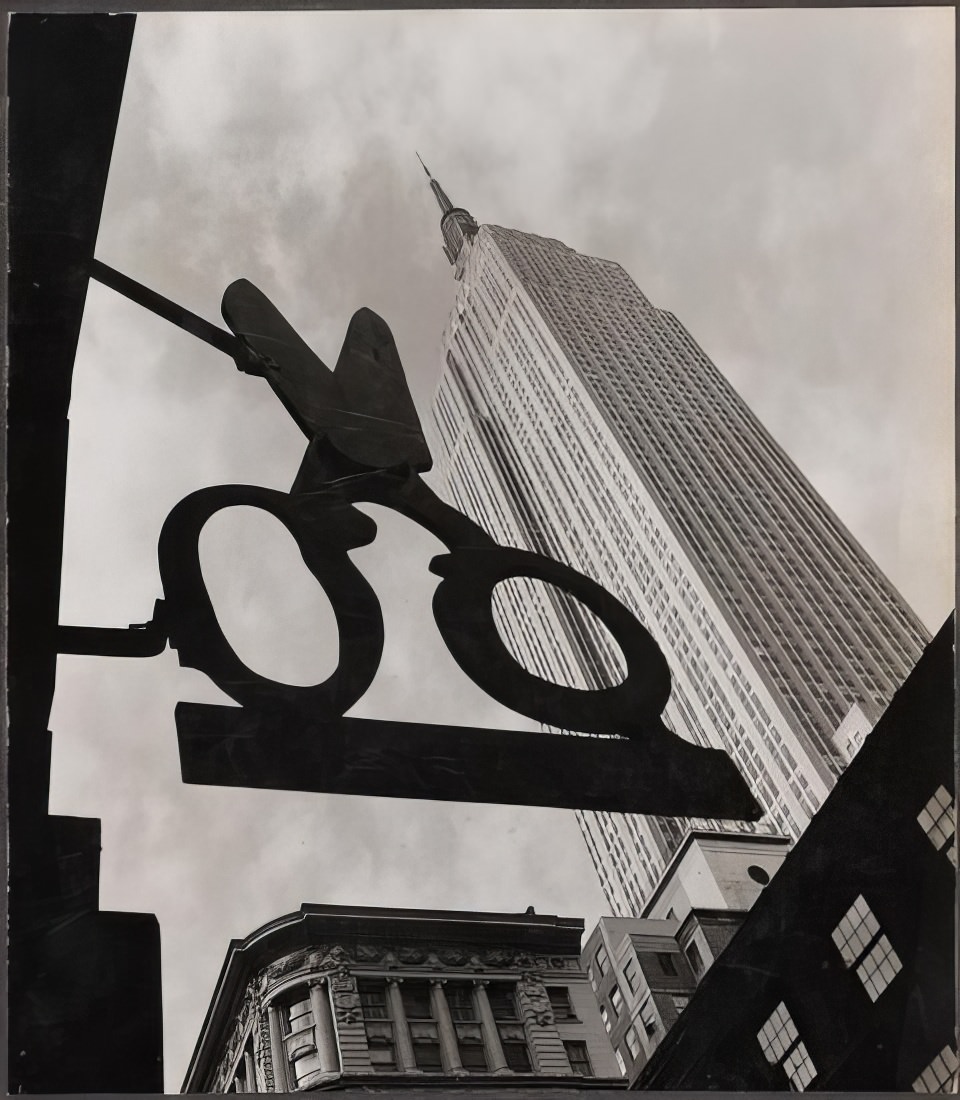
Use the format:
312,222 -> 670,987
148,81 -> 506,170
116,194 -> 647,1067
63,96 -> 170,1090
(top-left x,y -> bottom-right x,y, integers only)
58,599 -> 168,658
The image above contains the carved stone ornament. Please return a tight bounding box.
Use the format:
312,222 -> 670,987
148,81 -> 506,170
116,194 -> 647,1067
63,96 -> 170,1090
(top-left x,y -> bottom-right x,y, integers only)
257,1006 -> 275,1091
330,970 -> 362,1025
481,947 -> 515,968
263,948 -> 310,983
437,946 -> 469,966
517,974 -> 554,1027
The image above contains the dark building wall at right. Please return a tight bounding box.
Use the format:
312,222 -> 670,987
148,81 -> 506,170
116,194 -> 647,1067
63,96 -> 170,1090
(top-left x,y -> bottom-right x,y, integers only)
634,615 -> 956,1092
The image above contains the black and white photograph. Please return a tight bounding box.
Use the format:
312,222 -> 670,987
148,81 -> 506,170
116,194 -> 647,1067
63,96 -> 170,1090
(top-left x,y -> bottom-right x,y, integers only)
7,6 -> 955,1095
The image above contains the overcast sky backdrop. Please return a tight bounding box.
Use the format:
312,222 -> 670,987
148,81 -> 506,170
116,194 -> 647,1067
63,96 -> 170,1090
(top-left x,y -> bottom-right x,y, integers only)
48,8 -> 953,1089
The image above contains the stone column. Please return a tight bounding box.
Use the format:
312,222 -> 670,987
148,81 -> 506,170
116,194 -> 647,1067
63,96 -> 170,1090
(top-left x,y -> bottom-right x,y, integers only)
472,980 -> 509,1074
386,979 -> 417,1072
266,1004 -> 290,1092
243,1048 -> 257,1092
429,979 -> 465,1074
309,979 -> 340,1073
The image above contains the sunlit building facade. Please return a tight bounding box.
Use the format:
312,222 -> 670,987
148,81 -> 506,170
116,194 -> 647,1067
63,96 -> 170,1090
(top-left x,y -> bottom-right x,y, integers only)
422,166 -> 930,914
181,905 -> 622,1092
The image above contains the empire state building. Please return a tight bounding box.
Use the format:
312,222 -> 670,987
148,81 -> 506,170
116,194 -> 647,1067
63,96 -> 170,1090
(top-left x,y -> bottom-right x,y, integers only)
420,163 -> 930,914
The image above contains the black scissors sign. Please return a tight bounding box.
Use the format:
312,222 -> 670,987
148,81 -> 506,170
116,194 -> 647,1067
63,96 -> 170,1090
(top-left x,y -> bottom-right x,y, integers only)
62,267 -> 760,820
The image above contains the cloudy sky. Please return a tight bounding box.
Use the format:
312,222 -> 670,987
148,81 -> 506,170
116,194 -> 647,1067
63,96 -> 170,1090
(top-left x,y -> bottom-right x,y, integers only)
48,8 -> 953,1089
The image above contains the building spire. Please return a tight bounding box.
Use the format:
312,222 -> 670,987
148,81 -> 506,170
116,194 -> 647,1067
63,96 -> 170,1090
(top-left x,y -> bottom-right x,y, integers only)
416,154 -> 478,270
417,151 -> 454,216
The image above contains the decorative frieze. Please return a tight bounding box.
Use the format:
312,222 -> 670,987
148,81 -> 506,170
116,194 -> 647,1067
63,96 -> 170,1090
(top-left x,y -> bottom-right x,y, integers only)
258,941 -> 580,988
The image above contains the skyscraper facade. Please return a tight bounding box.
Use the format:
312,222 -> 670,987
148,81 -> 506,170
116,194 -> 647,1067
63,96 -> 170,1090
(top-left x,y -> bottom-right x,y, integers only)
421,166 -> 930,915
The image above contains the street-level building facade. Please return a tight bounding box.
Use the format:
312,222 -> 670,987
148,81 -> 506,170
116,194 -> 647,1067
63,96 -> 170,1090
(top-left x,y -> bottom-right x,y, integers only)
422,166 -> 929,914
182,905 -> 622,1092
582,833 -> 791,1080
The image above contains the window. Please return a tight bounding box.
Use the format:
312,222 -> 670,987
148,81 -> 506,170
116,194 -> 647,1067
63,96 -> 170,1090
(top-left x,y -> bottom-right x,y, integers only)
503,1040 -> 532,1072
615,1049 -> 627,1076
625,1026 -> 641,1059
446,983 -> 476,1022
672,995 -> 689,1015
623,958 -> 639,993
458,1037 -> 488,1072
285,996 -> 314,1036
639,997 -> 658,1036
282,993 -> 323,1086
685,942 -> 704,977
546,986 -> 577,1020
657,952 -> 678,976
564,1040 -> 592,1076
401,981 -> 433,1020
600,1005 -> 611,1033
757,1002 -> 816,1091
487,983 -> 518,1020
358,979 -> 389,1020
918,785 -> 957,865
595,945 -> 609,977
609,984 -> 623,1016
367,1036 -> 397,1073
411,1039 -> 442,1073
912,1043 -> 959,1092
832,895 -> 903,1002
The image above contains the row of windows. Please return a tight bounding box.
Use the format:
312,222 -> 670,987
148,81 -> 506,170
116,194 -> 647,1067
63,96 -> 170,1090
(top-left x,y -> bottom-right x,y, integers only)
353,978 -> 595,1078
757,889 -> 917,1091
358,978 -> 530,1075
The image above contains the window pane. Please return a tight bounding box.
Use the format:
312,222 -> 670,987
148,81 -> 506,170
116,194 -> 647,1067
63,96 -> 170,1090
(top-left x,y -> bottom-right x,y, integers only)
458,1041 -> 487,1071
401,981 -> 433,1020
564,1040 -> 592,1076
368,1043 -> 397,1073
286,997 -> 313,1034
447,983 -> 476,1022
657,952 -> 679,976
832,895 -> 880,968
487,983 -> 518,1020
757,1002 -> 799,1066
623,958 -> 638,993
547,986 -> 575,1019
291,1048 -> 322,1085
783,1039 -> 817,1091
912,1044 -> 959,1093
358,979 -> 389,1020
856,935 -> 903,1002
412,1041 -> 442,1072
504,1041 -> 532,1072
625,1027 -> 641,1058
917,785 -> 956,853
595,946 -> 609,976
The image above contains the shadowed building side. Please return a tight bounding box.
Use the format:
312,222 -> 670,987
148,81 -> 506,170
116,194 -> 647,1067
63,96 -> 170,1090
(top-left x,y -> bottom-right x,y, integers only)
632,616 -> 955,1091
7,14 -> 163,1092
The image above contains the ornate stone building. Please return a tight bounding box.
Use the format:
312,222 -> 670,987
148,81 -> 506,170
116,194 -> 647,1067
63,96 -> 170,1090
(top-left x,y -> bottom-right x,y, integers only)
182,905 -> 622,1092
